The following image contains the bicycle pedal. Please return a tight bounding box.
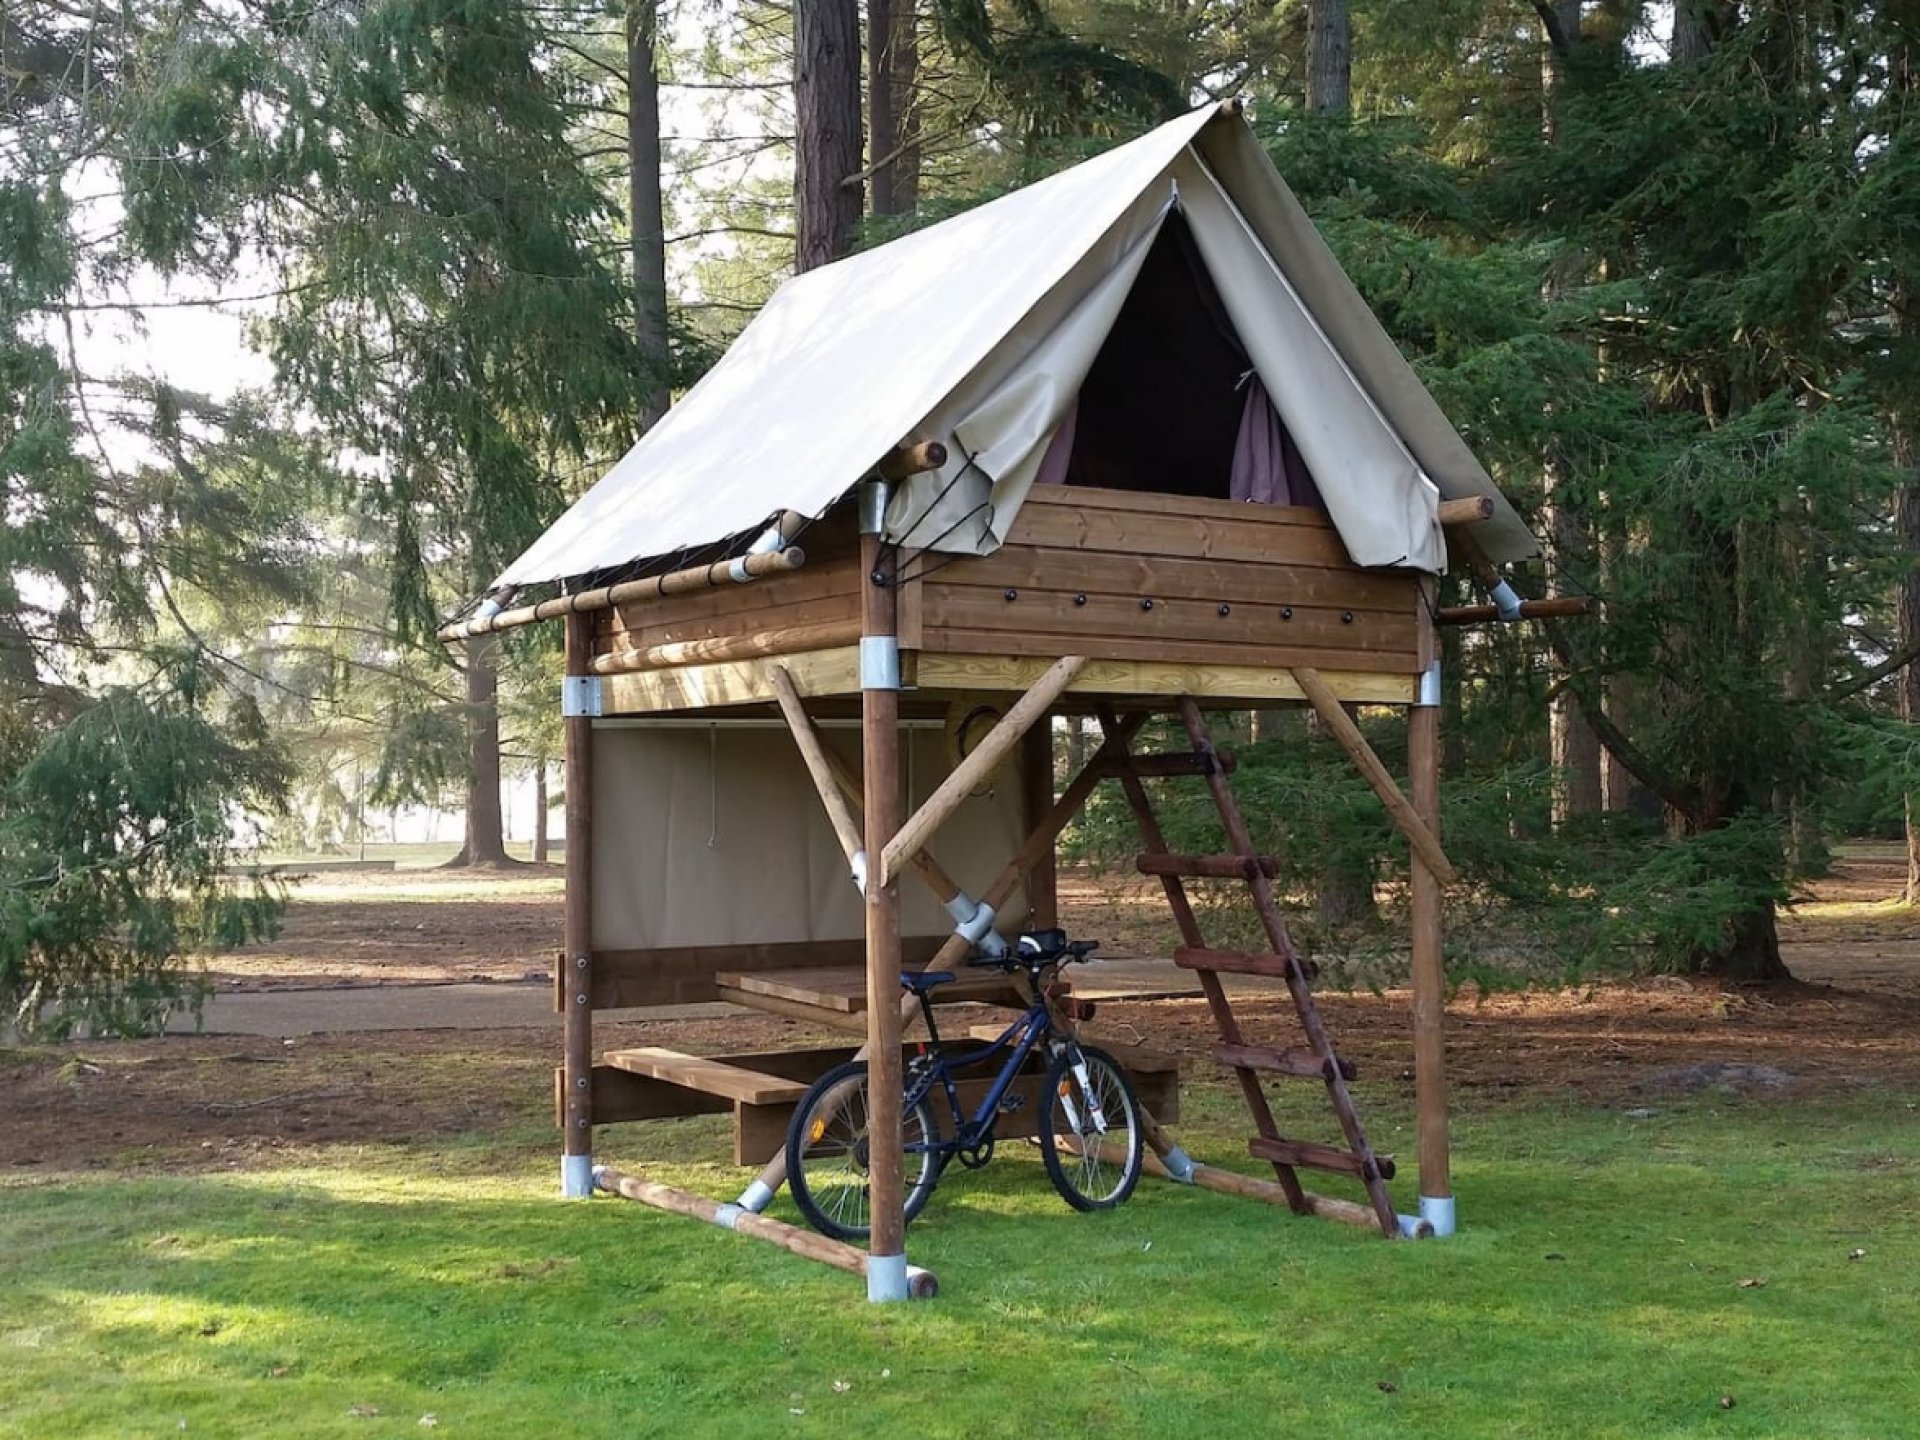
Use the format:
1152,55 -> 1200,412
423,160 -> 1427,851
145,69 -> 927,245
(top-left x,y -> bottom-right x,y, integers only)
997,1094 -> 1026,1115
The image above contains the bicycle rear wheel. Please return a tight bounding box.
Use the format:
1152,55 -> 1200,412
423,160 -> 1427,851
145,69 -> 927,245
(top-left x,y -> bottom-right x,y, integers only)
785,1059 -> 941,1242
1039,1044 -> 1144,1212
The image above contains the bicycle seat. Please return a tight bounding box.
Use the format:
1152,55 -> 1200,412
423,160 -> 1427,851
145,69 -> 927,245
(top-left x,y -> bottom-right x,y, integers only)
900,970 -> 957,995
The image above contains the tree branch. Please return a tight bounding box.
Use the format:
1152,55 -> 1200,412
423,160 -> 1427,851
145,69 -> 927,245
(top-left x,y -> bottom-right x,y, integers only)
1820,635 -> 1920,706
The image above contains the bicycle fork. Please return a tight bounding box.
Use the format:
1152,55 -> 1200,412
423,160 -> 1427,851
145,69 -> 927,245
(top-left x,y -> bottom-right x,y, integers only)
1051,1042 -> 1111,1137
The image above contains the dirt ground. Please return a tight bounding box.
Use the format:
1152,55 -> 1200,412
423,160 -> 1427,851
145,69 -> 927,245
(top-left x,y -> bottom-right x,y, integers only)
5,854 -> 1918,1176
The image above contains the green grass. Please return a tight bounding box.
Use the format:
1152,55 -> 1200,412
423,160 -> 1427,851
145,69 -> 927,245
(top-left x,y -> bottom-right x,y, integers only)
5,1090 -> 1919,1439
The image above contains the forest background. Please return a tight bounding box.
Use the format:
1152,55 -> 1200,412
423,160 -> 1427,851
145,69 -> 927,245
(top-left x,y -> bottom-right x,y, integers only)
5,0 -> 1919,1035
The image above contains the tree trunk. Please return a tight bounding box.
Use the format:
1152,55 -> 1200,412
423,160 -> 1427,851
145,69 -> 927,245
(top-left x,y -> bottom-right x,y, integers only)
1696,896 -> 1791,984
866,0 -> 919,216
453,637 -> 510,867
1897,313 -> 1920,905
1672,0 -> 1733,63
1538,3 -> 1601,824
1306,0 -> 1350,114
629,0 -> 670,430
890,0 -> 921,212
868,0 -> 897,216
533,763 -> 550,863
1894,21 -> 1920,906
1548,502 -> 1603,823
794,0 -> 863,271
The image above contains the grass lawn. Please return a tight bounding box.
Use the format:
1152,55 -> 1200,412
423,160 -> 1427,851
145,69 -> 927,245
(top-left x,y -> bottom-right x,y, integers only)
5,1083 -> 1918,1439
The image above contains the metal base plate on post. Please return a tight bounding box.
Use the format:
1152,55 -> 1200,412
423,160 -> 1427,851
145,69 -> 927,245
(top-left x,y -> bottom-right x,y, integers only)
561,1153 -> 595,1199
867,1252 -> 909,1303
1418,1193 -> 1457,1237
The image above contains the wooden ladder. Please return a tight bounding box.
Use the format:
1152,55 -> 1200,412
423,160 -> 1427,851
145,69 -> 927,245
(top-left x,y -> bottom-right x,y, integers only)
1099,698 -> 1400,1238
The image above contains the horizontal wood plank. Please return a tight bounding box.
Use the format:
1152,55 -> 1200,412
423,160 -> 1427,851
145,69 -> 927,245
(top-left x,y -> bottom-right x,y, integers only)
1004,500 -> 1355,568
599,646 -> 868,714
1214,1042 -> 1355,1082
910,653 -> 1419,704
1172,945 -> 1317,980
921,586 -> 1414,656
1023,486 -> 1341,529
1248,1135 -> 1394,1180
602,1047 -> 812,1106
923,627 -> 1419,675
935,544 -> 1417,611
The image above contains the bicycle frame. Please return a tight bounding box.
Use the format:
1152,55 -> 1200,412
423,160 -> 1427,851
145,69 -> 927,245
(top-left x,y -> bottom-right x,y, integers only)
902,979 -> 1061,1157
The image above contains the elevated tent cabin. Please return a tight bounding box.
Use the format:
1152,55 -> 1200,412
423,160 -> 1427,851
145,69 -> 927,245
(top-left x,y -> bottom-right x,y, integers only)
442,101 -> 1542,1301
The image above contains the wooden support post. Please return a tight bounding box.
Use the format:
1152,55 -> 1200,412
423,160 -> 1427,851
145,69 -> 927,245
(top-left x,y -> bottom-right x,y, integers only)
597,1166 -> 938,1298
561,613 -> 596,1197
1290,667 -> 1458,886
769,664 -> 868,878
880,655 -> 1086,888
859,487 -> 909,1301
1409,578 -> 1453,1235
1020,721 -> 1059,930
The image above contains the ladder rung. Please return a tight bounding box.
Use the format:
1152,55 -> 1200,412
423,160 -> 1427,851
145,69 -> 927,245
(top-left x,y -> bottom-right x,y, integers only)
1173,946 -> 1319,981
1137,852 -> 1278,880
1105,750 -> 1237,778
1249,1136 -> 1395,1182
1215,1042 -> 1355,1082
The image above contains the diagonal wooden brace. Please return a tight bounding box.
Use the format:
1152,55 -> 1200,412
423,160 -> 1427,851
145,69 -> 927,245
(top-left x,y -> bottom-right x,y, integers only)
769,664 -> 869,885
1290,667 -> 1458,887
879,655 -> 1087,888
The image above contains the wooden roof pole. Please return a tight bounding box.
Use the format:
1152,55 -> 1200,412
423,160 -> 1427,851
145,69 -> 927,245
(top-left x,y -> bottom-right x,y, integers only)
437,533 -> 807,642
879,655 -> 1088,889
592,618 -> 862,676
1288,667 -> 1458,887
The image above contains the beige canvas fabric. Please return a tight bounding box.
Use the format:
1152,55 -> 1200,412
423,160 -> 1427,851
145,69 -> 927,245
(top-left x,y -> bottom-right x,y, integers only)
491,103 -> 1534,595
590,721 -> 1028,951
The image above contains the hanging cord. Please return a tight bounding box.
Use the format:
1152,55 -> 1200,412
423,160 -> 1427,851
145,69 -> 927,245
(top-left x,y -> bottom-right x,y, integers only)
886,441 -> 1000,588
707,722 -> 720,847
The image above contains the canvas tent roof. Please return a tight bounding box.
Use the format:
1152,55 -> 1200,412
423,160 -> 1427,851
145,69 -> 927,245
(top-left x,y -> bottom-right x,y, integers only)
492,102 -> 1535,594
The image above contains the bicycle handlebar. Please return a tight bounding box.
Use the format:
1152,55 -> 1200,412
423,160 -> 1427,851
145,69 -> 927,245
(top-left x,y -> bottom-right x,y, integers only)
965,937 -> 1099,970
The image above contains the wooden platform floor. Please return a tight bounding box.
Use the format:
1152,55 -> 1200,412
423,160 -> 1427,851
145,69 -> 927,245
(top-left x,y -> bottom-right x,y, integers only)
714,964 -> 1029,1026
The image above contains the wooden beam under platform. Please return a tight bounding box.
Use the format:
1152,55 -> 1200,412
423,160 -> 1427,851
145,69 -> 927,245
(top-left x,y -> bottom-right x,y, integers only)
596,648 -> 1417,717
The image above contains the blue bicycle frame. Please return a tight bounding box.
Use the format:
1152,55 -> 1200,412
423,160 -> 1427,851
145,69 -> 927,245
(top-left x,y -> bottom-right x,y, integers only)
902,982 -> 1060,1159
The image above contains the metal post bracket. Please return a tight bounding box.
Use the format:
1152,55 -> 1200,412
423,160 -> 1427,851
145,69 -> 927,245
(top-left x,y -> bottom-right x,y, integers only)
562,675 -> 604,718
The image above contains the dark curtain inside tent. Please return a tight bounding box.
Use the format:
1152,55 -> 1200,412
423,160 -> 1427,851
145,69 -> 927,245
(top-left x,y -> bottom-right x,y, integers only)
1043,210 -> 1322,509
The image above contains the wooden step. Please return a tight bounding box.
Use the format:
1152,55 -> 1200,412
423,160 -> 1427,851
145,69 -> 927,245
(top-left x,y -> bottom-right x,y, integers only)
1215,1042 -> 1355,1082
1136,852 -> 1278,881
602,1047 -> 809,1106
1173,946 -> 1319,981
1249,1135 -> 1395,1182
1104,750 -> 1237,779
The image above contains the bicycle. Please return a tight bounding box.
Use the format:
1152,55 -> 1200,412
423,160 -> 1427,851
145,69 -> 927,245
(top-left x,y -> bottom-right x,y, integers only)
784,929 -> 1146,1242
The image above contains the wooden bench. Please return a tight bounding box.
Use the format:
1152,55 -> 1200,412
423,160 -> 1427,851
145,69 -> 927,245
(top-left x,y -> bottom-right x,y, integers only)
571,1036 -> 1181,1167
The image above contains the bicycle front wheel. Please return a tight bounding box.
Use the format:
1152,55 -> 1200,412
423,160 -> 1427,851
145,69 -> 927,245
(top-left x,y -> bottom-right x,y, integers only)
1039,1044 -> 1144,1212
785,1059 -> 941,1242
